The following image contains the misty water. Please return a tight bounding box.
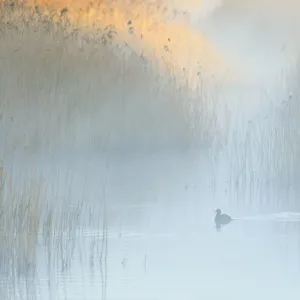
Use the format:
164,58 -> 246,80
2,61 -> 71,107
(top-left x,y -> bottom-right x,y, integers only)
1,149 -> 300,300
1,2 -> 300,300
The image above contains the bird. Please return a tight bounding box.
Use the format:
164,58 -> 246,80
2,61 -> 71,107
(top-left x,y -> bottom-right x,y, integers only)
214,209 -> 232,230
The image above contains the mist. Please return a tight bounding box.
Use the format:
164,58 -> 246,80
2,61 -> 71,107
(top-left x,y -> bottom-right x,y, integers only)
0,1 -> 300,299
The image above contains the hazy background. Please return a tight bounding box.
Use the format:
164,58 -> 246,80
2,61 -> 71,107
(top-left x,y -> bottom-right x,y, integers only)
0,1 -> 300,299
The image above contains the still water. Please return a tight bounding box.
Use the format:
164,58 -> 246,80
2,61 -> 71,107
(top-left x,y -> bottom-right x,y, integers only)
1,152 -> 299,300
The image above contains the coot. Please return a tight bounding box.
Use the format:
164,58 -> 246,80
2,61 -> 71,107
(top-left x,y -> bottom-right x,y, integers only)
214,209 -> 232,229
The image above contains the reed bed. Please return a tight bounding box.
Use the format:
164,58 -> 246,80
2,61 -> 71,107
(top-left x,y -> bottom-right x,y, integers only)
0,160 -> 108,299
0,2 -> 221,157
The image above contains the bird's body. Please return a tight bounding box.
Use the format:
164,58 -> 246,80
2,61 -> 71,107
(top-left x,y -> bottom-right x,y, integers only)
214,209 -> 232,230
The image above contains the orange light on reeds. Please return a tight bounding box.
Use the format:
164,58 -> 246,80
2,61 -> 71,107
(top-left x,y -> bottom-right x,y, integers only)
24,0 -> 234,86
